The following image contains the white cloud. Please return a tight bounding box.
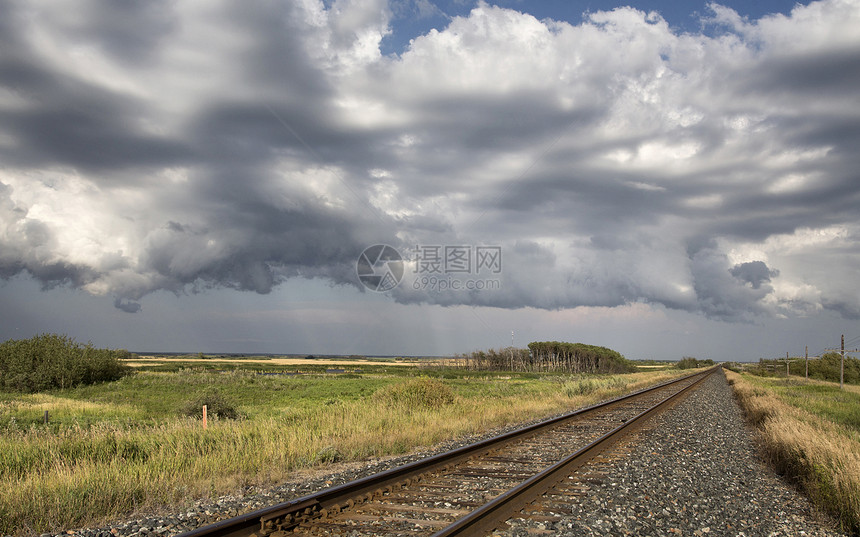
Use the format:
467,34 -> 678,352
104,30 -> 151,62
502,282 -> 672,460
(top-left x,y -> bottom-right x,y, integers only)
0,0 -> 859,324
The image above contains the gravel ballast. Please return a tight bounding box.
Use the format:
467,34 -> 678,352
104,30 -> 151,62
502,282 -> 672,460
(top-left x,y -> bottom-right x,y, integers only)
31,370 -> 846,537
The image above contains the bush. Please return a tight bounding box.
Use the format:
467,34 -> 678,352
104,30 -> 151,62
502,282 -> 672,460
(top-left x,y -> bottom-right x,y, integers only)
180,389 -> 244,420
0,334 -> 130,393
313,445 -> 342,464
372,378 -> 455,410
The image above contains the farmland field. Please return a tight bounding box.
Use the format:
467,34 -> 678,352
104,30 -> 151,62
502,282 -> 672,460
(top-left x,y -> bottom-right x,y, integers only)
125,355 -> 424,368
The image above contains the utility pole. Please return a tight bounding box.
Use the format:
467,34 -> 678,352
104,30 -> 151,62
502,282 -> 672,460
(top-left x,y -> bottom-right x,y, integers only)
824,337 -> 860,390
805,345 -> 808,381
786,351 -> 790,377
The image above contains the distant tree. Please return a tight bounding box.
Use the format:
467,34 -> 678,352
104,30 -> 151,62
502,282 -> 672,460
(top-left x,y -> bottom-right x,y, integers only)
788,352 -> 860,384
526,342 -> 637,373
458,342 -> 635,373
676,357 -> 715,370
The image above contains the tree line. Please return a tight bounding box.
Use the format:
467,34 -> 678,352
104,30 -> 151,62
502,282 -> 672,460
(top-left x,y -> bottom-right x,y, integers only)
0,333 -> 131,393
676,357 -> 715,369
458,341 -> 636,374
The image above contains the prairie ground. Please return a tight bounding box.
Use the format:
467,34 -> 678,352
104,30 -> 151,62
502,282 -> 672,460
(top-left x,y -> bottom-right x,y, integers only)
0,362 -> 695,536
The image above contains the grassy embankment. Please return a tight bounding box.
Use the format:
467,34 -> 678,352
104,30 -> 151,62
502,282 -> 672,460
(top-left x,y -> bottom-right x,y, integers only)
1,363 -> 692,536
725,369 -> 860,533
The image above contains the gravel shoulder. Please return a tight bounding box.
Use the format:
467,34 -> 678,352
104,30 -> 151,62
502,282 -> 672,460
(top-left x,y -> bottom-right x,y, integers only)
38,370 -> 847,537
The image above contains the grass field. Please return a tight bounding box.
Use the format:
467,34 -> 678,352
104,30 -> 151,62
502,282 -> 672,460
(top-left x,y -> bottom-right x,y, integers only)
0,362 -> 694,536
755,375 -> 860,435
726,370 -> 860,532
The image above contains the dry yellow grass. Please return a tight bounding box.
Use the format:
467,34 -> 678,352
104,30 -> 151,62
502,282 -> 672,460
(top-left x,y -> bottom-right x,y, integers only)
1,393 -> 131,414
725,369 -> 860,532
125,357 -> 422,367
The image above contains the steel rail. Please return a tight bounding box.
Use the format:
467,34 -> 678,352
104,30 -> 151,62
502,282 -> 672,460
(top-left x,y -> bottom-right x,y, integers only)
175,367 -> 717,537
431,366 -> 718,536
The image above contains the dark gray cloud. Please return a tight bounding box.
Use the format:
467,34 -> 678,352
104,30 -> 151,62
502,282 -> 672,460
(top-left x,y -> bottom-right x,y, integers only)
43,0 -> 177,66
113,298 -> 142,314
740,48 -> 860,98
730,261 -> 778,290
0,0 -> 858,326
0,103 -> 188,172
688,244 -> 774,322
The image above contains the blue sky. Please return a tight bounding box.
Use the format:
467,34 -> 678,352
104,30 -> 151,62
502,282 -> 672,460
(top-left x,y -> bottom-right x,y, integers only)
379,1 -> 814,54
1,0 -> 858,361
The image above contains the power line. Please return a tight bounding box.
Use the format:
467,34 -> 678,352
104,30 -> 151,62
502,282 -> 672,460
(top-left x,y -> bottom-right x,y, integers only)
844,335 -> 860,348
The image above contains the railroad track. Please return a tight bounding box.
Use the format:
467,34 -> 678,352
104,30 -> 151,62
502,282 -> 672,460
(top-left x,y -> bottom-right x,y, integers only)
178,367 -> 719,537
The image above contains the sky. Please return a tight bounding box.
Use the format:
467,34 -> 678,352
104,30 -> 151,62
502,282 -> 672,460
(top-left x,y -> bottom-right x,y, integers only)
1,0 -> 859,361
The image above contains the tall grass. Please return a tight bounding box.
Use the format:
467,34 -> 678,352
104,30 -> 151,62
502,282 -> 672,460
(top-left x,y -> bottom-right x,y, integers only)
372,378 -> 455,409
560,375 -> 630,397
726,370 -> 860,532
0,369 -> 692,535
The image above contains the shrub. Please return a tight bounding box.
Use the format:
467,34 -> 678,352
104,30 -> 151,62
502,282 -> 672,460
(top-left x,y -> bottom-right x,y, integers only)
180,389 -> 244,420
0,334 -> 130,393
313,446 -> 342,464
372,378 -> 455,410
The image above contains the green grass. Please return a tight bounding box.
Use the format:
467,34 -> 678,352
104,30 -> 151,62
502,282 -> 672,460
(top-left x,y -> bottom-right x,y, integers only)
0,368 -> 577,428
1,370 -> 394,423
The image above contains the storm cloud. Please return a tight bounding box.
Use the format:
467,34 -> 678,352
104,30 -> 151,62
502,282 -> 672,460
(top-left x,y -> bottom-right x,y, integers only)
0,0 -> 859,324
